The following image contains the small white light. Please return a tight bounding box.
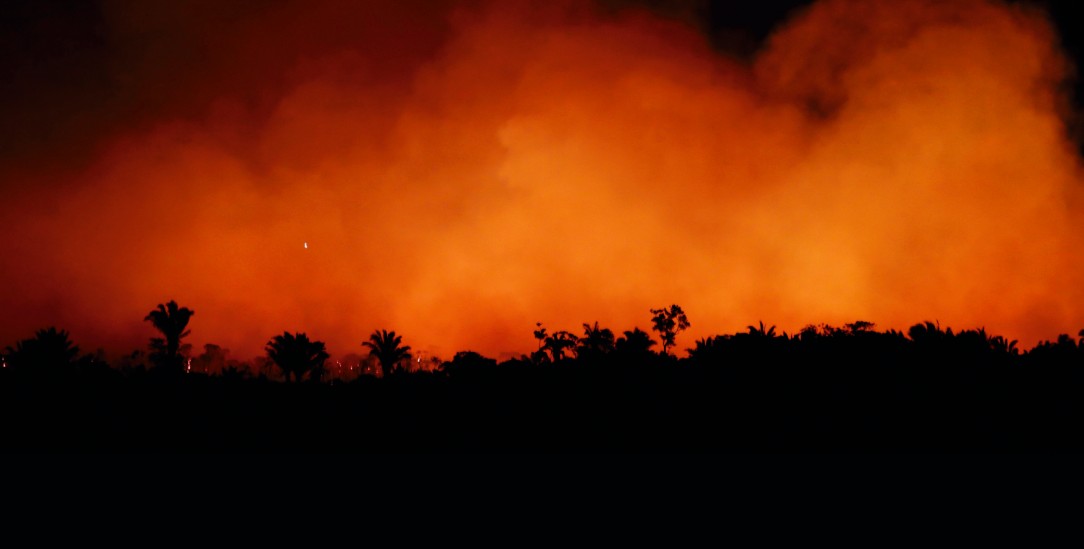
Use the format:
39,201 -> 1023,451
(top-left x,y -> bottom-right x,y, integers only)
304,242 -> 308,249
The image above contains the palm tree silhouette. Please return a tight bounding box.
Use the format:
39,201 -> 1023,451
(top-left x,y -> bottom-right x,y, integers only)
577,322 -> 615,359
746,321 -> 777,338
908,321 -> 952,348
989,335 -> 1019,356
687,335 -> 722,360
144,300 -> 194,373
543,330 -> 578,362
616,327 -> 657,355
363,329 -> 412,378
265,331 -> 329,383
5,327 -> 79,372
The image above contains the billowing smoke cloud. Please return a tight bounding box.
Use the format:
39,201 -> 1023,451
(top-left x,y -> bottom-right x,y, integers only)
2,0 -> 1082,360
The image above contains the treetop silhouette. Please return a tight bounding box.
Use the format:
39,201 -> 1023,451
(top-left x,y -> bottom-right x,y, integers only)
650,304 -> 689,355
533,322 -> 547,351
5,327 -> 79,373
616,327 -> 657,355
363,329 -> 412,377
577,321 -> 616,360
543,330 -> 578,362
144,300 -> 194,373
265,331 -> 329,383
745,321 -> 777,338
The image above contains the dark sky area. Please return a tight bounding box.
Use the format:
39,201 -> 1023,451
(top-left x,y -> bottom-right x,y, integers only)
4,0 -> 1083,179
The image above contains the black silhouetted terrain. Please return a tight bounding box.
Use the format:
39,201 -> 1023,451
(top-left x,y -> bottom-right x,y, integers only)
7,306 -> 1084,451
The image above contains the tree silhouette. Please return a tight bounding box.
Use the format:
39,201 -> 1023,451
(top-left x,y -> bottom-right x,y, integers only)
543,330 -> 578,362
908,321 -> 949,343
687,335 -> 723,360
533,322 -> 548,351
990,335 -> 1019,356
746,321 -> 777,338
844,320 -> 875,335
650,304 -> 690,355
5,327 -> 79,373
363,329 -> 412,378
577,322 -> 615,360
195,343 -> 229,376
616,327 -> 657,355
265,332 -> 329,383
144,300 -> 194,373
14,308 -> 1084,451
1028,333 -> 1081,364
440,350 -> 498,377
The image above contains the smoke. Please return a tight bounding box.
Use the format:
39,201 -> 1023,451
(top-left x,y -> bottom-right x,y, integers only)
2,0 -> 1082,359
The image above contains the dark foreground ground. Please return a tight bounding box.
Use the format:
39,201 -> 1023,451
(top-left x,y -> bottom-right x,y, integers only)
4,351 -> 1084,452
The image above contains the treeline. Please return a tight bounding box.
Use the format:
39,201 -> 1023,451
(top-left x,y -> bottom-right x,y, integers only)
3,300 -> 1081,382
5,300 -> 1084,450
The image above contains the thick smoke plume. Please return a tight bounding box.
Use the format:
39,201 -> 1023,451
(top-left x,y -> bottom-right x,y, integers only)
2,0 -> 1083,359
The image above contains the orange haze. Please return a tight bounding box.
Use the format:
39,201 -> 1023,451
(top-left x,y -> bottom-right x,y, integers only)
3,0 -> 1084,360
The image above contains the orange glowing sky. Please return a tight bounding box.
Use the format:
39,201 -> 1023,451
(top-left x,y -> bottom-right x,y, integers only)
3,0 -> 1084,360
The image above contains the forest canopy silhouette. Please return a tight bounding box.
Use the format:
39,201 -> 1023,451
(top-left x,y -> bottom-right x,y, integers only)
2,0 -> 1084,364
7,300 -> 1084,450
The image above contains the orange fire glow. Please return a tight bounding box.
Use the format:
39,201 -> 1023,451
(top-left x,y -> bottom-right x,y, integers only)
2,0 -> 1083,359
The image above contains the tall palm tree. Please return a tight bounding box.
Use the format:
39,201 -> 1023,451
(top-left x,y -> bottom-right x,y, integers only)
363,329 -> 412,378
144,300 -> 194,372
265,331 -> 329,383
